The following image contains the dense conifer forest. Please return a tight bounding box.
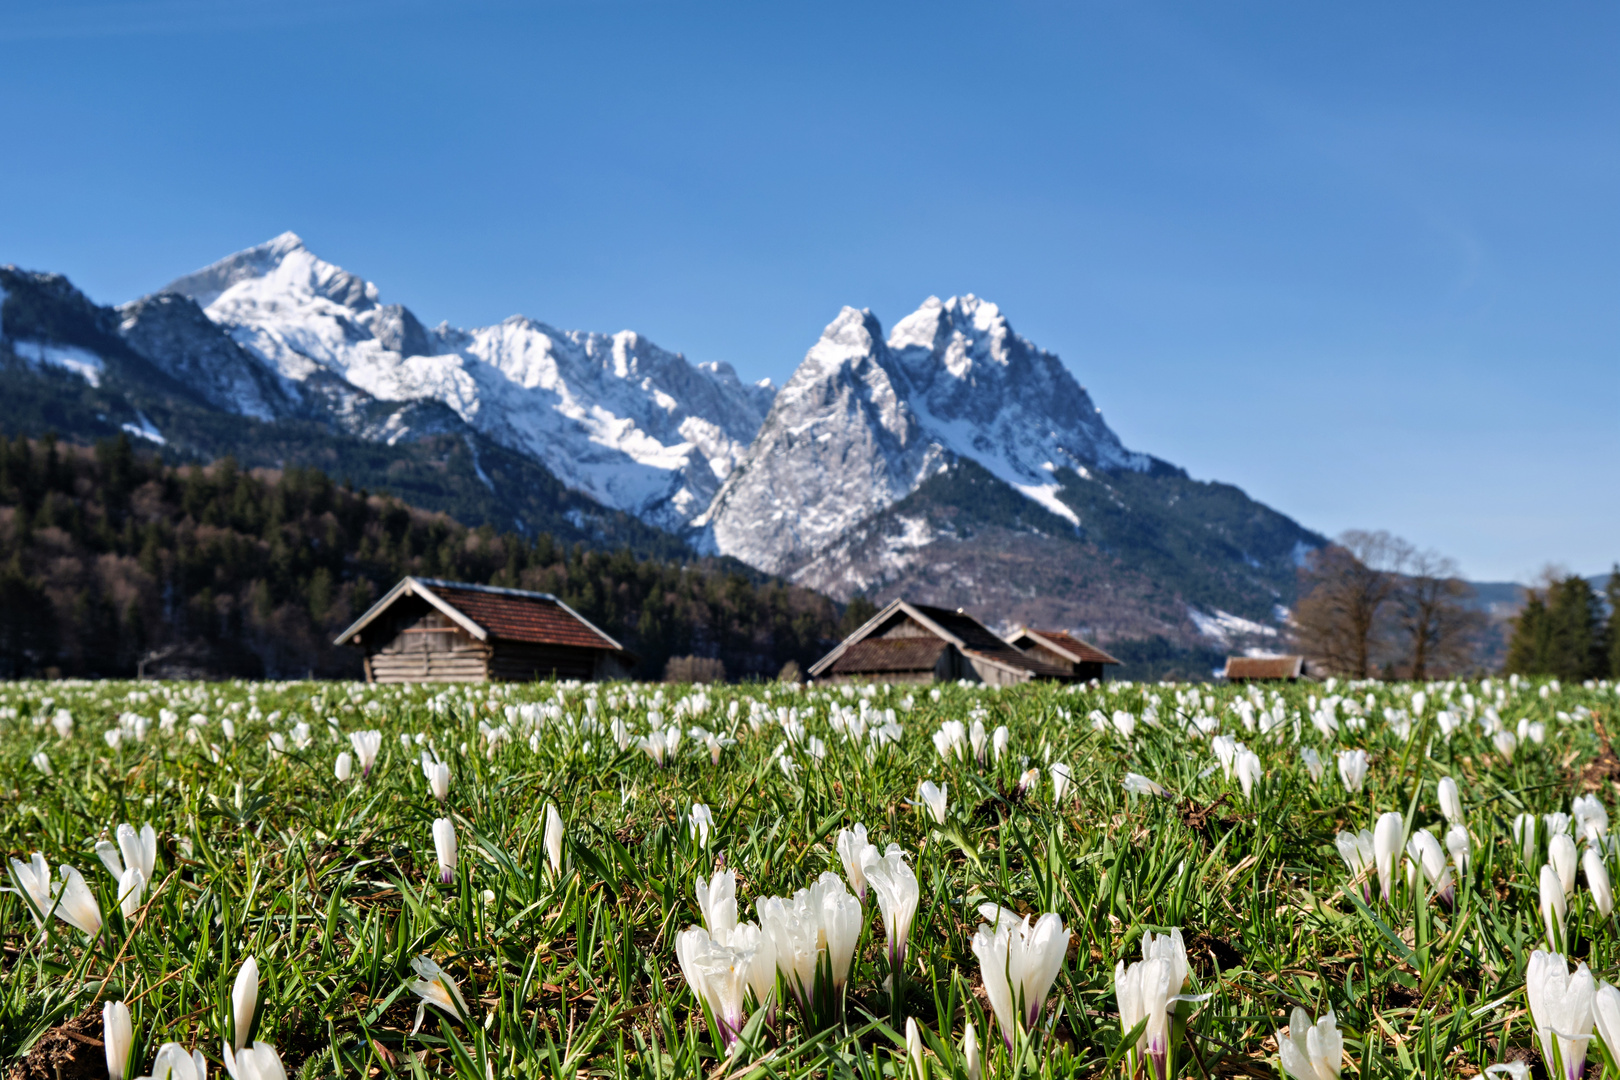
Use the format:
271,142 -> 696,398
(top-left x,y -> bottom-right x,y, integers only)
0,434 -> 852,680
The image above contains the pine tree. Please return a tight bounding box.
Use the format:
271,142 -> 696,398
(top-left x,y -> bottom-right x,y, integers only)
1506,574 -> 1606,679
1607,565 -> 1620,678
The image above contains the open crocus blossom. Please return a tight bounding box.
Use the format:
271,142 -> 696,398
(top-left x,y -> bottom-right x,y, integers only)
1372,812 -> 1404,902
431,818 -> 457,884
1574,795 -> 1609,845
862,843 -> 920,1024
696,868 -> 738,942
1525,950 -> 1594,1080
835,823 -> 872,899
972,911 -> 1071,1050
407,956 -> 471,1032
756,872 -> 862,1029
1277,1007 -> 1344,1080
1300,748 -> 1324,783
676,925 -> 764,1051
105,1000 -> 133,1080
543,803 -> 565,877
690,803 -> 714,848
52,865 -> 103,937
138,1042 -> 209,1080
1123,773 -> 1171,798
8,852 -> 55,928
1335,830 -> 1374,897
349,730 -> 382,777
96,823 -> 158,890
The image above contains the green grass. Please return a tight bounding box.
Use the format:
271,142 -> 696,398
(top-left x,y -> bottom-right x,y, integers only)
1,673 -> 1617,1078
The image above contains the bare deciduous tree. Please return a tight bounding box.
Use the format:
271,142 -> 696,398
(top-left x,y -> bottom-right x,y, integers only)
1391,549 -> 1486,679
1294,530 -> 1405,678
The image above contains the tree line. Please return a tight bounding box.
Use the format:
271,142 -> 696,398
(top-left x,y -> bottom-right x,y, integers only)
0,434 -> 857,681
1294,529 -> 1619,680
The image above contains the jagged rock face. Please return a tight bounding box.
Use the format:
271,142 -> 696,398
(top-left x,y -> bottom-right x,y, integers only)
695,295 -> 1151,574
154,233 -> 776,531
117,292 -> 295,422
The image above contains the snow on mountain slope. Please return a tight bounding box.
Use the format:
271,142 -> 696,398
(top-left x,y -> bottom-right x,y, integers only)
694,295 -> 1149,573
158,233 -> 775,530
117,292 -> 295,421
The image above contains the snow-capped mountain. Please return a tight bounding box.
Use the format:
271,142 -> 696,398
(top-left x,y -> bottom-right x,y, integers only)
694,295 -> 1152,573
156,233 -> 776,531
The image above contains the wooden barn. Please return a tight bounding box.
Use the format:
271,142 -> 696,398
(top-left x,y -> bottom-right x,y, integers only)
334,577 -> 636,683
808,599 -> 1073,685
1003,626 -> 1122,682
1222,654 -> 1307,682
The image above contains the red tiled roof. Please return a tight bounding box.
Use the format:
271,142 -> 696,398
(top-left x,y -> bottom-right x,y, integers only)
1022,629 -> 1121,666
1224,655 -> 1304,680
426,583 -> 617,650
829,637 -> 949,674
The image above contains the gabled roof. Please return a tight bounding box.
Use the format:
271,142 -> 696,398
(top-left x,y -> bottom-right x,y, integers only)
809,599 -> 1070,680
334,577 -> 627,653
828,637 -> 950,675
1005,627 -> 1121,667
1223,654 -> 1304,680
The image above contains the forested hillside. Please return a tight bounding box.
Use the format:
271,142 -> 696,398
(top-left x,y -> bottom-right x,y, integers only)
0,435 -> 847,680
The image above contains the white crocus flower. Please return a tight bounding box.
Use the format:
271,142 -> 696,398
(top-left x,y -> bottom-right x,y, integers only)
1525,951 -> 1594,1080
1541,865 -> 1568,948
142,1042 -> 210,1080
1594,981 -> 1620,1070
1494,729 -> 1518,761
407,956 -> 470,1032
835,824 -> 873,899
1050,762 -> 1073,802
431,818 -> 457,884
117,865 -> 146,918
969,719 -> 989,764
1300,747 -> 1324,783
1585,847 -> 1613,918
229,1042 -> 288,1080
1235,750 -> 1263,799
8,852 -> 54,926
1336,750 -> 1368,793
427,760 -> 450,803
1446,825 -> 1471,877
1335,829 -> 1375,895
918,781 -> 948,824
104,1000 -> 133,1080
690,803 -> 714,848
1277,1007 -> 1343,1080
30,751 -> 52,776
334,752 -> 353,782
755,872 -> 862,1020
992,726 -> 1010,763
972,911 -> 1071,1048
231,955 -> 259,1052
862,844 -> 919,971
1123,773 -> 1170,798
1437,776 -> 1464,824
52,865 -> 103,937
96,823 -> 158,888
905,1017 -> 924,1078
1372,812 -> 1404,902
675,925 -> 758,1050
544,803 -> 564,876
1405,829 -> 1453,905
349,730 -> 382,776
696,869 -> 738,943
1574,795 -> 1609,845
1551,834 -> 1580,897
963,1021 -> 982,1080
1514,814 -> 1540,864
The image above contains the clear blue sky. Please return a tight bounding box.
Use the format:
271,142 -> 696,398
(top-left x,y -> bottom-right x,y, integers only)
3,1 -> 1616,583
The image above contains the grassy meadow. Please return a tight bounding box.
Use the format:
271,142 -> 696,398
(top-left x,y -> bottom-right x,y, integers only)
3,673 -> 1619,1079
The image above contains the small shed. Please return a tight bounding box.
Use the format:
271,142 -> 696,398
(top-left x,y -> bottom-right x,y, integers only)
1223,654 -> 1306,682
808,599 -> 1073,685
1003,627 -> 1122,682
334,577 -> 635,683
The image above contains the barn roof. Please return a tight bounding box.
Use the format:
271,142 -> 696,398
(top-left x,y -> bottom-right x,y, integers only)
1223,655 -> 1304,680
809,599 -> 1071,680
1005,627 -> 1121,666
334,577 -> 627,653
827,637 -> 950,674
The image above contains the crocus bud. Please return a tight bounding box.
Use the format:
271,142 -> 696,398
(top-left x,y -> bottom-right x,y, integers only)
544,803 -> 564,876
836,823 -> 872,899
1551,834 -> 1579,897
1585,847 -> 1614,917
1445,825 -> 1470,876
1372,812 -> 1404,902
690,803 -> 714,848
432,818 -> 457,884
918,781 -> 948,824
103,1001 -> 132,1080
1336,749 -> 1368,793
232,954 -> 260,1051
1437,777 -> 1464,824
1277,1007 -> 1343,1080
334,752 -> 353,783
963,1020 -> 982,1080
1540,865 -> 1568,948
1050,763 -> 1073,802
1594,981 -> 1620,1067
428,761 -> 450,803
991,726 -> 1009,763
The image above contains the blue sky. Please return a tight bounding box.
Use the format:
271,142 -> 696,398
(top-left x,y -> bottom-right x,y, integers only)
2,0 -> 1616,583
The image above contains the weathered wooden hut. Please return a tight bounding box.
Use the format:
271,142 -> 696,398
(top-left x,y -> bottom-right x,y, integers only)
808,599 -> 1072,685
1002,627 -> 1122,682
333,577 -> 635,683
1222,654 -> 1306,682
